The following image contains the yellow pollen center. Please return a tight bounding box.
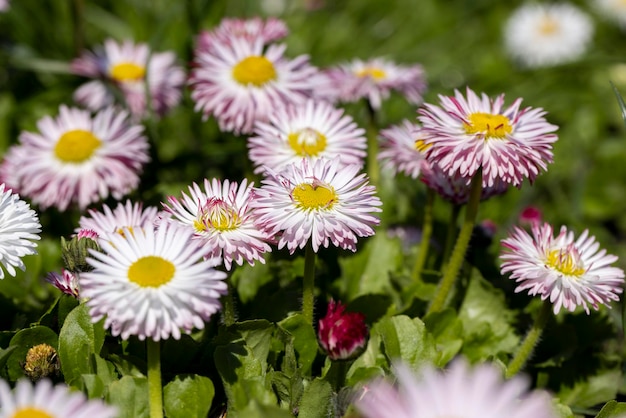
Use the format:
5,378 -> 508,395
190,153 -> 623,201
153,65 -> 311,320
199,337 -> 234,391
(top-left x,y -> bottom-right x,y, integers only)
546,249 -> 585,276
128,256 -> 175,288
538,16 -> 559,35
292,183 -> 338,210
464,113 -> 512,139
288,128 -> 327,156
356,67 -> 386,80
110,62 -> 146,82
195,198 -> 241,232
232,56 -> 277,86
54,130 -> 102,163
414,138 -> 432,152
12,408 -> 53,418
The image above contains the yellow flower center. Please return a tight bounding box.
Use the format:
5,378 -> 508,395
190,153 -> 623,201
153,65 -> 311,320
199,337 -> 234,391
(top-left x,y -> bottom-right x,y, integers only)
356,67 -> 386,80
128,256 -> 175,288
546,248 -> 585,277
116,226 -> 135,238
292,183 -> 338,210
194,198 -> 241,232
464,113 -> 512,139
414,138 -> 432,152
232,56 -> 277,87
538,16 -> 559,35
54,129 -> 102,163
110,62 -> 146,82
12,408 -> 53,418
288,128 -> 327,156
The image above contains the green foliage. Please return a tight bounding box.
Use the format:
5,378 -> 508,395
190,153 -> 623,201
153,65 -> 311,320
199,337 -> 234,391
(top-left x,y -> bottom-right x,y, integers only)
163,374 -> 215,418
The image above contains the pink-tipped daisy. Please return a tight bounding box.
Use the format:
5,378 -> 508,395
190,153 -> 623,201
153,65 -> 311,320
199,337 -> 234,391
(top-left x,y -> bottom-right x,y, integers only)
46,269 -> 80,298
0,379 -> 117,418
500,222 -> 625,314
77,200 -> 159,238
0,184 -> 41,279
81,223 -> 228,341
248,99 -> 367,174
196,17 -> 289,53
189,36 -> 317,135
0,106 -> 149,211
162,178 -> 273,270
417,87 -> 558,188
251,158 -> 382,253
354,358 -> 557,418
316,58 -> 427,110
378,120 -> 429,179
71,39 -> 185,119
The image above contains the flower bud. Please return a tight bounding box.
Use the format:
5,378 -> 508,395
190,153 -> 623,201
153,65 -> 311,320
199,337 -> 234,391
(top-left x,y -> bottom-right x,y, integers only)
318,300 -> 368,361
23,344 -> 60,381
60,232 -> 100,273
45,269 -> 80,298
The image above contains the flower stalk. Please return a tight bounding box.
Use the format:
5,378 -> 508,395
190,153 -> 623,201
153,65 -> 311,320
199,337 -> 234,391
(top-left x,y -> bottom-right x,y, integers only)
302,242 -> 317,325
147,339 -> 163,418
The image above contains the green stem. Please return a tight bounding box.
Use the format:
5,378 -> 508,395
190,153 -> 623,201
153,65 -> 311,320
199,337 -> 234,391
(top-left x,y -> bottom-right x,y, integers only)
302,242 -> 317,326
442,204 -> 462,263
147,339 -> 163,418
222,276 -> 236,326
328,360 -> 350,392
505,302 -> 552,379
365,101 -> 380,187
426,171 -> 483,315
411,189 -> 435,283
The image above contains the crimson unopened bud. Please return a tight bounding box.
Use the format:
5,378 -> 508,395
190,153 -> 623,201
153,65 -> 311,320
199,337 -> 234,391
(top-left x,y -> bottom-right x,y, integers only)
519,206 -> 542,227
46,269 -> 80,298
318,300 -> 368,361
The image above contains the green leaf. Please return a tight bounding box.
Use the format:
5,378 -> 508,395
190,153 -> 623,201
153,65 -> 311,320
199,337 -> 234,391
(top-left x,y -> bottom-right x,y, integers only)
236,402 -> 293,418
558,368 -> 621,410
298,377 -> 335,418
7,325 -> 58,381
611,82 -> 626,131
458,273 -> 520,361
107,376 -> 149,418
58,303 -> 106,386
423,308 -> 464,366
278,313 -> 318,376
163,374 -> 215,418
595,400 -> 626,418
376,315 -> 437,368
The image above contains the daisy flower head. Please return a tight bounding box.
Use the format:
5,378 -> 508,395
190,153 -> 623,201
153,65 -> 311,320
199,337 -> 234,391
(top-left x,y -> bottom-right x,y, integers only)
0,184 -> 41,279
0,106 -> 149,211
71,39 -> 185,119
81,223 -> 228,341
504,3 -> 594,68
500,222 -> 625,314
196,17 -> 289,53
378,120 -> 429,179
417,87 -> 558,188
251,158 -> 382,254
316,57 -> 427,110
46,269 -> 80,298
162,178 -> 273,270
189,35 -> 317,135
0,378 -> 117,418
248,99 -> 367,174
77,200 -> 159,238
354,358 -> 557,418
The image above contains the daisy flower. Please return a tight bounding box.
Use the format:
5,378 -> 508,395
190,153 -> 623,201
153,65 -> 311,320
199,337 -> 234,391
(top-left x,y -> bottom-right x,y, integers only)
417,87 -> 559,188
81,224 -> 228,341
189,36 -> 317,135
162,178 -> 273,270
354,358 -> 557,418
500,222 -> 625,314
46,269 -> 80,298
378,120 -> 429,179
196,16 -> 288,53
0,378 -> 117,418
594,0 -> 626,30
0,184 -> 41,279
0,106 -> 149,211
504,3 -> 593,68
77,200 -> 159,238
316,57 -> 427,109
71,39 -> 185,119
248,99 -> 367,174
251,158 -> 382,254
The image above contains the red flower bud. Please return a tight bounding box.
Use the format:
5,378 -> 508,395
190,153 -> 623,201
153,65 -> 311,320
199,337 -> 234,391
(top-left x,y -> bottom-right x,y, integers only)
318,299 -> 368,361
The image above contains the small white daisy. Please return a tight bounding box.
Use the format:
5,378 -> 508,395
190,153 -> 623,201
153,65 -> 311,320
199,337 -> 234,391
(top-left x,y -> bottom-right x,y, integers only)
248,99 -> 367,174
0,106 -> 149,211
0,379 -> 117,418
251,158 -> 382,253
81,224 -> 228,341
0,184 -> 41,279
378,120 -> 429,179
162,178 -> 273,270
504,3 -> 594,68
77,200 -> 159,238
